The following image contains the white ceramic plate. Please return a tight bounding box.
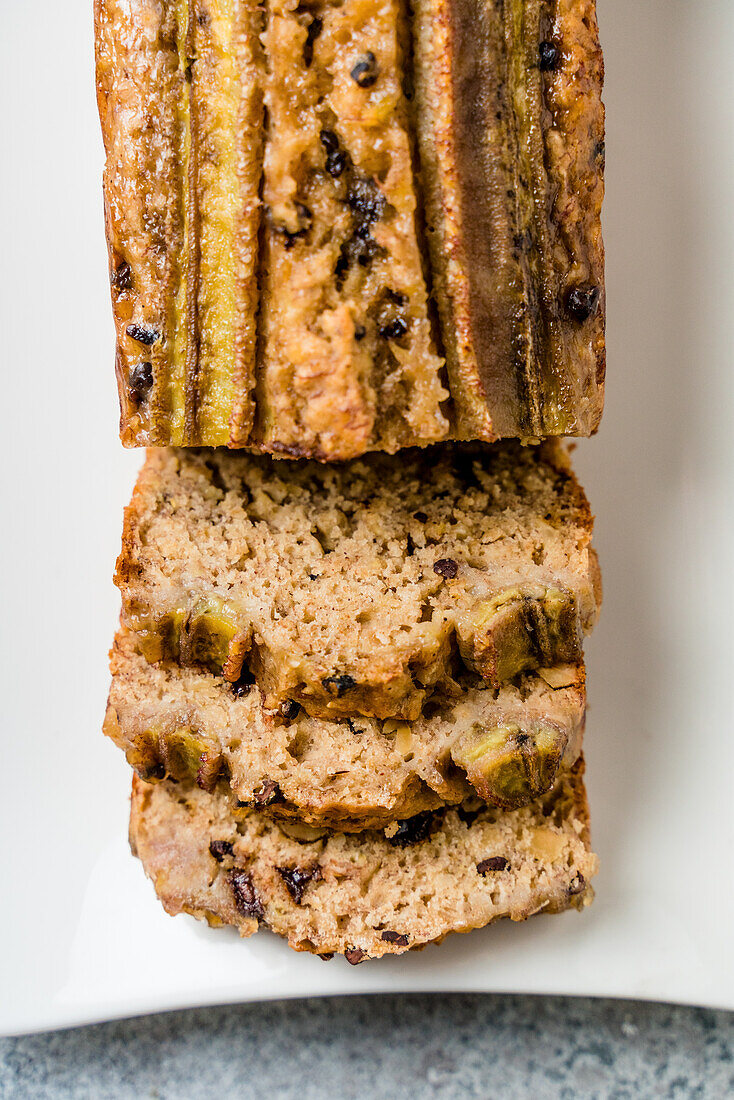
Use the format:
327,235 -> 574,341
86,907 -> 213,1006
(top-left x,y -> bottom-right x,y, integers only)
1,1 -> 732,1036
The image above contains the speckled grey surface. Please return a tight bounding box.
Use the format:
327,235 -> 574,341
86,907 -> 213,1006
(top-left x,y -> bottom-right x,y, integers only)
1,996 -> 732,1099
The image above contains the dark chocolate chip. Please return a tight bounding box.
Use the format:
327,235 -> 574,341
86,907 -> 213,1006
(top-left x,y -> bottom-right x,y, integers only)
326,150 -> 347,178
277,865 -> 321,904
380,931 -> 409,946
568,872 -> 586,896
209,840 -> 234,863
387,812 -> 434,848
126,323 -> 159,346
476,856 -> 510,875
252,780 -> 282,808
139,762 -> 165,782
565,285 -> 600,322
345,947 -> 366,965
112,261 -> 132,291
350,51 -> 379,88
433,558 -> 459,579
128,361 -> 153,403
413,511 -> 428,523
303,15 -> 322,67
539,40 -> 561,71
379,317 -> 408,340
231,666 -> 256,697
321,673 -> 357,697
281,699 -> 301,722
320,129 -> 339,153
229,870 -> 264,921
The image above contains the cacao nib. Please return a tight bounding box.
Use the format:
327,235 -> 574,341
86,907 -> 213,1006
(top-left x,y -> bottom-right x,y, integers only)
379,317 -> 408,340
380,930 -> 409,946
303,15 -> 322,68
128,361 -> 153,403
112,261 -> 132,291
321,673 -> 357,697
539,40 -> 561,71
277,865 -> 321,904
126,323 -> 159,346
433,558 -> 459,579
231,666 -> 256,697
476,856 -> 510,875
281,699 -> 301,722
209,840 -> 234,863
229,870 -> 264,920
350,52 -> 379,88
387,812 -> 434,848
252,780 -> 282,808
345,947 -> 366,965
565,285 -> 600,322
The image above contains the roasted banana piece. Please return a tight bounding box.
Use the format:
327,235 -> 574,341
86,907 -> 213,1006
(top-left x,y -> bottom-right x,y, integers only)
412,0 -> 605,440
95,0 -> 264,447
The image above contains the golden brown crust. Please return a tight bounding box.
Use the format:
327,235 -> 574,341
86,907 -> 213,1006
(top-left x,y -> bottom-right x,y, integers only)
412,0 -> 605,439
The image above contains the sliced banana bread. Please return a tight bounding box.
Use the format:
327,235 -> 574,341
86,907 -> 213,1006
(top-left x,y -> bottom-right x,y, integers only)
106,628 -> 586,828
116,442 -> 600,721
129,758 -> 596,959
412,0 -> 605,439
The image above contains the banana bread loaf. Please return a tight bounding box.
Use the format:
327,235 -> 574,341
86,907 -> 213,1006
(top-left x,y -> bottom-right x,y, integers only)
129,758 -> 596,959
96,0 -> 605,453
116,442 -> 600,721
106,627 -> 586,828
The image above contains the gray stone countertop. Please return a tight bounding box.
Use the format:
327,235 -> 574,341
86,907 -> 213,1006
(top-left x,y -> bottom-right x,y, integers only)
1,995 -> 732,1098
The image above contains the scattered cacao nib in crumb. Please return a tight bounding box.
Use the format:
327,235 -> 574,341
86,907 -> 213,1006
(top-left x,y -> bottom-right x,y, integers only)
318,953 -> 334,961
280,699 -> 301,722
126,323 -> 159,346
252,780 -> 282,808
565,286 -> 600,322
319,130 -> 347,178
209,840 -> 234,863
539,40 -> 561,71
345,718 -> 359,734
380,931 -> 409,946
112,260 -> 132,291
277,865 -> 321,905
346,176 -> 386,226
350,51 -> 379,88
413,511 -> 428,523
128,361 -> 153,404
354,325 -> 366,341
302,15 -> 322,68
231,666 -> 256,697
229,869 -> 264,921
387,812 -> 435,847
322,673 -> 357,697
476,856 -> 510,875
433,558 -> 459,579
568,872 -> 586,896
344,947 -> 367,965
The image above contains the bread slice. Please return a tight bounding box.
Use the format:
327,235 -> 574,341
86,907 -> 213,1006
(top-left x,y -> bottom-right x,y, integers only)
254,0 -> 448,459
129,758 -> 596,959
412,0 -> 605,439
116,442 -> 600,721
106,627 -> 586,829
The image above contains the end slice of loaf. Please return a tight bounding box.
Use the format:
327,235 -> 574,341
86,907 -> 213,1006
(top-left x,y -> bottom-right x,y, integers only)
129,758 -> 597,959
116,442 -> 600,721
412,0 -> 605,439
106,628 -> 586,829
